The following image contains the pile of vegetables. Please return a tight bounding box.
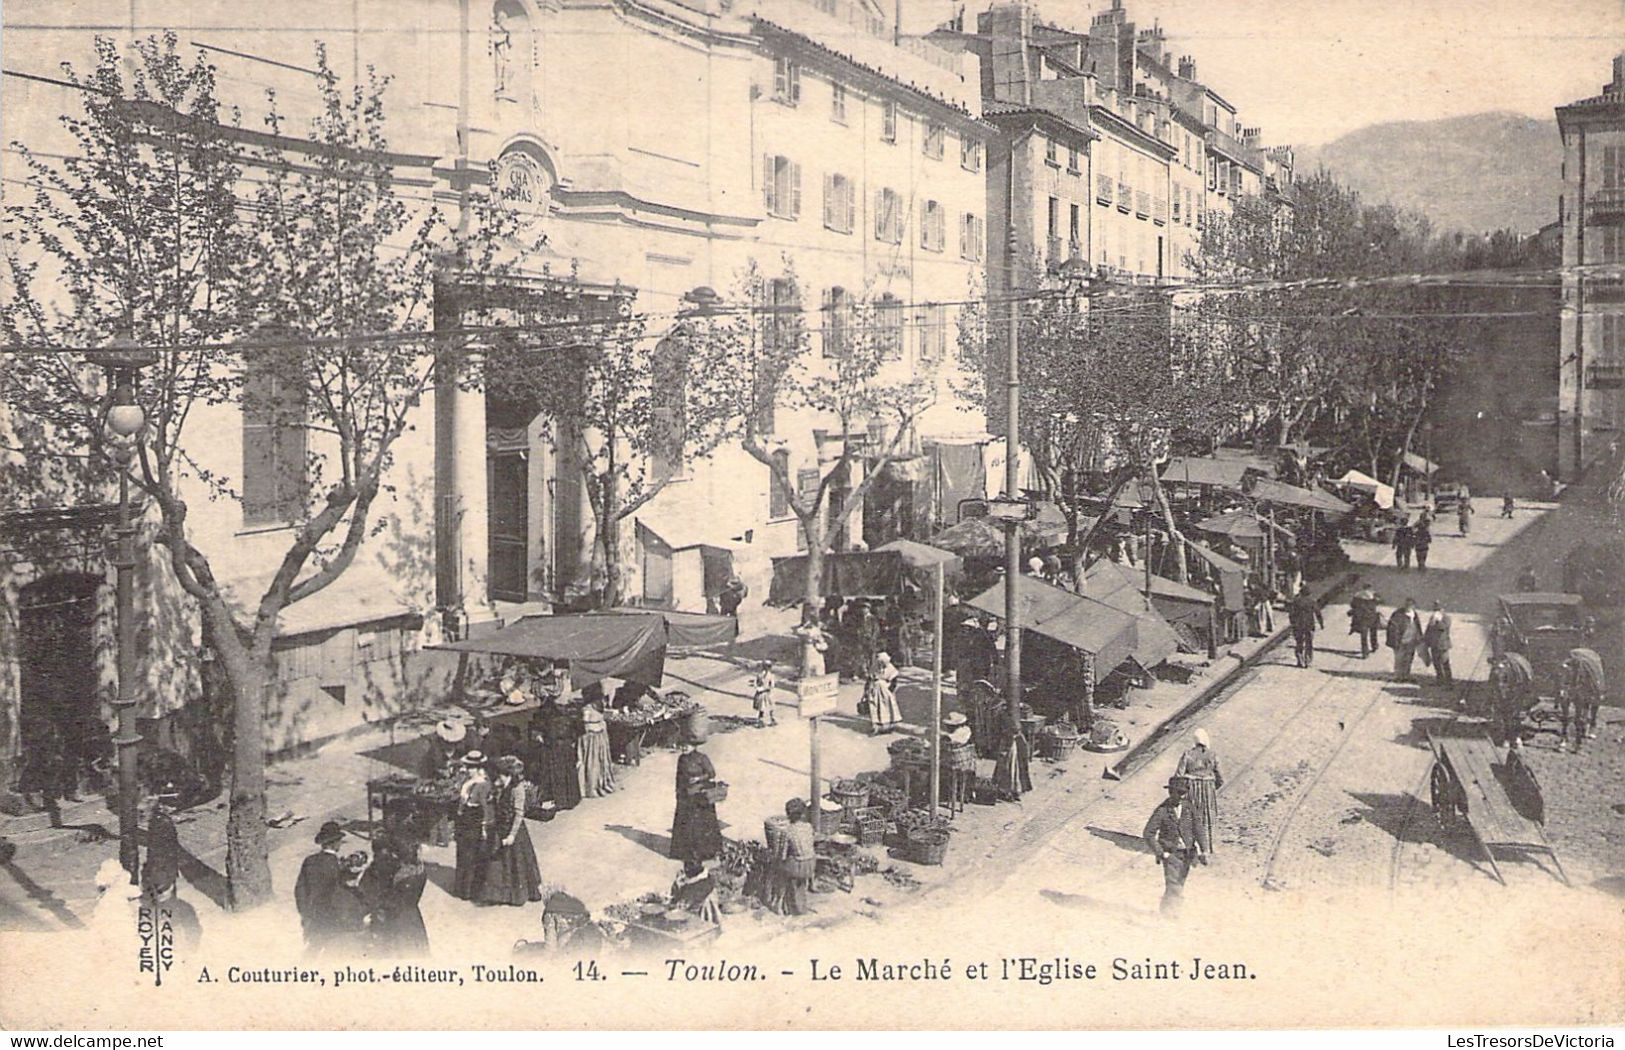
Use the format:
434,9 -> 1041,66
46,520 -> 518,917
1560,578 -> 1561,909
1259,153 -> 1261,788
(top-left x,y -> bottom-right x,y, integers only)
604,690 -> 702,728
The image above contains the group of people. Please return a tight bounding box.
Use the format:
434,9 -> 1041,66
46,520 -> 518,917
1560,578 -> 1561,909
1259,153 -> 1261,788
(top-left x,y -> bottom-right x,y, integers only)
1391,512 -> 1435,571
450,752 -> 545,908
294,821 -> 431,956
1144,729 -> 1224,916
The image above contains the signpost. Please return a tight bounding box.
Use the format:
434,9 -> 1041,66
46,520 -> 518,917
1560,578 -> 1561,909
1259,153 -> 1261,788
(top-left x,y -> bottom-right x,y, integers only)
797,673 -> 839,831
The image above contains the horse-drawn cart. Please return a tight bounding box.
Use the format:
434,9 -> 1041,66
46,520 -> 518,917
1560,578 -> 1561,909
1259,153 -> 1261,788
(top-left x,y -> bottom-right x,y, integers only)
1426,730 -> 1568,886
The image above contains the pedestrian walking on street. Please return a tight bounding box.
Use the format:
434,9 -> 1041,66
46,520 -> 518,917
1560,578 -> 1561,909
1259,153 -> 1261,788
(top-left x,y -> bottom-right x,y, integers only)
295,821 -> 347,953
1457,498 -> 1474,536
475,756 -> 543,906
1386,599 -> 1424,682
670,715 -> 724,864
1559,648 -> 1605,752
1393,523 -> 1414,569
1349,586 -> 1382,658
362,833 -> 429,956
1490,654 -> 1535,744
718,576 -> 748,620
1288,584 -> 1323,667
452,752 -> 491,900
1144,777 -> 1205,917
1175,729 -> 1223,855
752,661 -> 778,726
992,703 -> 1033,801
1413,519 -> 1433,572
1501,493 -> 1515,519
864,652 -> 903,734
1424,603 -> 1454,687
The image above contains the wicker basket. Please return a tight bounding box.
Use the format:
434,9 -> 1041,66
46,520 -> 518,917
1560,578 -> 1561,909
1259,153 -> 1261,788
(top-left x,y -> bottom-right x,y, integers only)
830,779 -> 870,813
907,828 -> 950,865
703,781 -> 730,804
763,815 -> 789,855
946,741 -> 979,772
843,806 -> 887,846
1038,727 -> 1081,760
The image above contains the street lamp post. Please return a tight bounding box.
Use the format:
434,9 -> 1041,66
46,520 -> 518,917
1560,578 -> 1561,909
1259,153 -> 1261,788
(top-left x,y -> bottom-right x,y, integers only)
97,329 -> 156,883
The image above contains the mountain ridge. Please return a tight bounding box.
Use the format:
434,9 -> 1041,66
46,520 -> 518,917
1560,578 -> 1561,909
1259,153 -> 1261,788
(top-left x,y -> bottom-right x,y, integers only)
1294,111 -> 1563,236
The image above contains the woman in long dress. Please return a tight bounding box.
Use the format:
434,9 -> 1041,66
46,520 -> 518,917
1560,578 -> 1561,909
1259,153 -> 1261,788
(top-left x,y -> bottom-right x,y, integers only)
474,756 -> 543,906
363,834 -> 429,956
1174,728 -> 1223,855
865,652 -> 903,734
451,753 -> 491,900
670,720 -> 723,864
992,704 -> 1032,801
539,695 -> 582,811
577,704 -> 618,798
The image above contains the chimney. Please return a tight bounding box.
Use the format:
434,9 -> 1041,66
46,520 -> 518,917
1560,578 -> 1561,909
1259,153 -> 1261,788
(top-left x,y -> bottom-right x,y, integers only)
1612,53 -> 1624,93
1178,55 -> 1196,80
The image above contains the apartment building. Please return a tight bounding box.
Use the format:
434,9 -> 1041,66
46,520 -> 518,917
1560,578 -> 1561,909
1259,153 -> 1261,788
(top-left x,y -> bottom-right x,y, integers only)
931,0 -> 1291,289
1556,53 -> 1625,478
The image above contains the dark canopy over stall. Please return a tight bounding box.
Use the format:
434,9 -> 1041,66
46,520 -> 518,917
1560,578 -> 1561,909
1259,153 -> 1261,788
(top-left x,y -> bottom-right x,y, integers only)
1249,478 -> 1353,515
605,607 -> 739,648
767,542 -> 964,606
966,575 -> 1137,680
1082,559 -> 1215,632
1070,567 -> 1183,669
1187,540 -> 1247,611
430,612 -> 668,687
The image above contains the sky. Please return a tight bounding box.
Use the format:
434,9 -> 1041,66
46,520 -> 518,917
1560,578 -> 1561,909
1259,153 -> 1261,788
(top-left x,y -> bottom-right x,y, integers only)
906,0 -> 1625,147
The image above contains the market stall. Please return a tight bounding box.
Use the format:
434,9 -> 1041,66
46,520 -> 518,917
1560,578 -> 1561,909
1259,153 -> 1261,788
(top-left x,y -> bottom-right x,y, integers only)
1081,559 -> 1211,652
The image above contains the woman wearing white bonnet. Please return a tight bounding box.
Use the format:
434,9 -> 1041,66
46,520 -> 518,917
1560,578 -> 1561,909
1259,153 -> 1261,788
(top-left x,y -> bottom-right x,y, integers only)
1175,728 -> 1223,857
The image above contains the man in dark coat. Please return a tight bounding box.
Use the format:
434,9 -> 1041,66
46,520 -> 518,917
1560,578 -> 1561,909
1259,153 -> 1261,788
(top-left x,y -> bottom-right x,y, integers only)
1413,519 -> 1433,572
294,821 -> 345,953
140,793 -> 181,897
1287,585 -> 1324,668
1144,777 -> 1204,916
1423,603 -> 1454,687
1393,524 -> 1414,569
1349,586 -> 1382,658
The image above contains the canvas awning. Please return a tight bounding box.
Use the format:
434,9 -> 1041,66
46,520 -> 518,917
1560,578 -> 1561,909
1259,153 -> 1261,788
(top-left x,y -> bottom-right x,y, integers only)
1160,457 -> 1255,490
966,575 -> 1138,678
1070,563 -> 1182,669
1187,540 -> 1247,611
767,549 -> 909,606
604,608 -> 738,648
1336,469 -> 1396,510
929,517 -> 1007,558
1402,452 -> 1439,475
1195,511 -> 1296,542
1249,478 -> 1353,515
875,538 -> 964,579
1082,559 -> 1211,643
429,612 -> 668,687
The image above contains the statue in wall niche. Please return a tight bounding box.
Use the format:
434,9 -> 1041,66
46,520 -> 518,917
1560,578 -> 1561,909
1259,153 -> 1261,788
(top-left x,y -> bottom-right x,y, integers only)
492,8 -> 514,98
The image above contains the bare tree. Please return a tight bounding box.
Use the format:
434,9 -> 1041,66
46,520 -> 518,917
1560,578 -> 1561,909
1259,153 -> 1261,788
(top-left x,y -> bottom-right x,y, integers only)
2,37 -> 516,907
687,261 -> 935,610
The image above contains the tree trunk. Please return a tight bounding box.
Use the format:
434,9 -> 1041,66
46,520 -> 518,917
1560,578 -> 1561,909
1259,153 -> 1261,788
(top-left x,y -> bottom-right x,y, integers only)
801,512 -> 825,614
1147,467 -> 1188,583
598,479 -> 623,609
217,629 -> 273,910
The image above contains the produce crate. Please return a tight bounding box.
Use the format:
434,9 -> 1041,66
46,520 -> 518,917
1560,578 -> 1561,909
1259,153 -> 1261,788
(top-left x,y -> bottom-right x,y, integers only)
1037,728 -> 1080,760
906,828 -> 950,866
842,805 -> 887,846
830,778 -> 870,814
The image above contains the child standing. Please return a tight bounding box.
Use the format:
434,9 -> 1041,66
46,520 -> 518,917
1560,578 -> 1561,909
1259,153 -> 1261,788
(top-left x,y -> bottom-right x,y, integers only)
752,661 -> 777,726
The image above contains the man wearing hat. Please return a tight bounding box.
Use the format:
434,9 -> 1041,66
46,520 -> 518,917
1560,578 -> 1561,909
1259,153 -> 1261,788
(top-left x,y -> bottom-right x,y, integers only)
295,821 -> 346,952
1143,777 -> 1205,916
421,719 -> 469,781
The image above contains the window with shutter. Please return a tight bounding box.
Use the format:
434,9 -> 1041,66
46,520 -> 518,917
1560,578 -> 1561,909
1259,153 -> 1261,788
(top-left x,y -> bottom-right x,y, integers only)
882,99 -> 897,143
923,121 -> 945,159
877,294 -> 904,361
242,352 -> 309,526
769,449 -> 792,519
789,160 -> 802,218
795,467 -> 821,549
823,286 -> 850,358
831,81 -> 847,124
917,303 -> 947,368
773,57 -> 800,105
763,154 -> 777,214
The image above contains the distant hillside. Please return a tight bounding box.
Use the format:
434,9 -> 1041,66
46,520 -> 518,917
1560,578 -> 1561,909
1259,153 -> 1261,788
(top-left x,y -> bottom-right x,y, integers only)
1295,112 -> 1563,236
